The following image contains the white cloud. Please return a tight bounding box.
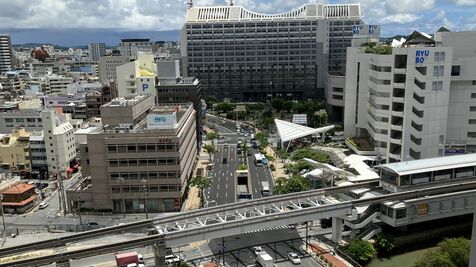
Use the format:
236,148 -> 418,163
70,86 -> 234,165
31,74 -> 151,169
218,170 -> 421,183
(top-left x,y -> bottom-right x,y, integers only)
385,0 -> 435,14
444,0 -> 476,5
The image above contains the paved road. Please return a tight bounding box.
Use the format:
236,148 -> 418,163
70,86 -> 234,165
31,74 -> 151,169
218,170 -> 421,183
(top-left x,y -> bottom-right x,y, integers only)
206,143 -> 239,206
248,147 -> 275,199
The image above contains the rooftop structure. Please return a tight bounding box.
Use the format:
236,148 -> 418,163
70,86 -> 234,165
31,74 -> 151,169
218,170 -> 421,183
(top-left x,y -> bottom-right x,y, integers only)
274,119 -> 334,150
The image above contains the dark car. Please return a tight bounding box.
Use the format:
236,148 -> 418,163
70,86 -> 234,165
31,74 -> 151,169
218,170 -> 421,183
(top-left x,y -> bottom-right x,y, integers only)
86,222 -> 99,226
222,158 -> 228,164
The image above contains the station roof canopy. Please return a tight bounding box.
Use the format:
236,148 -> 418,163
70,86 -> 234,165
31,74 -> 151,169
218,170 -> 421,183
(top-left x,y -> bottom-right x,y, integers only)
379,153 -> 476,176
274,119 -> 334,143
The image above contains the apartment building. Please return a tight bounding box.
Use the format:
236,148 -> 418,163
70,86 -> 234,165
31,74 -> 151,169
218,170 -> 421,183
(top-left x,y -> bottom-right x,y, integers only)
74,101 -> 197,213
0,110 -> 42,133
344,30 -> 476,162
0,35 -> 13,73
88,42 -> 106,61
41,110 -> 77,176
0,128 -> 31,177
29,131 -> 48,180
181,3 -> 362,101
45,75 -> 74,95
116,52 -> 157,99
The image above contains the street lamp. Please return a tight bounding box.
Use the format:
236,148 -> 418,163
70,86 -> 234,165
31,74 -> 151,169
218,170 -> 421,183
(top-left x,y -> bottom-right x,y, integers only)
141,179 -> 149,219
0,194 -> 5,235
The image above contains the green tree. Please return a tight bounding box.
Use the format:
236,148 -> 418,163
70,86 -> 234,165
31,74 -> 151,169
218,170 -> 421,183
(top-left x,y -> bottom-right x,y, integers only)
340,239 -> 376,265
206,131 -> 219,140
255,132 -> 269,148
203,144 -> 215,154
273,176 -> 309,194
293,102 -> 306,113
283,101 -> 294,112
238,164 -> 248,170
291,149 -> 330,164
215,102 -> 235,113
271,98 -> 284,111
277,148 -> 288,162
415,251 -> 456,267
205,96 -> 218,111
374,234 -> 396,256
189,176 -> 212,191
438,238 -> 470,267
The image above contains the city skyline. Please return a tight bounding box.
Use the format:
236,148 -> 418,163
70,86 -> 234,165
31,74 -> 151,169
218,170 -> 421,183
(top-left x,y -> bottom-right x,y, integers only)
1,0 -> 476,46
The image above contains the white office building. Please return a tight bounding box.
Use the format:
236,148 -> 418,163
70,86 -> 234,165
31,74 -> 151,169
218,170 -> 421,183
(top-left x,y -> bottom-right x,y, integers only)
41,110 -> 77,176
181,3 -> 364,101
88,43 -> 106,61
344,29 -> 476,162
0,35 -> 13,73
116,52 -> 157,99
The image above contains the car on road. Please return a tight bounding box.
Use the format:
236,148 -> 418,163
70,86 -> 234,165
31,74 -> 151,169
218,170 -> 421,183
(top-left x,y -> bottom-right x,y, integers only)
224,143 -> 228,147
222,158 -> 228,164
38,202 -> 49,209
86,222 -> 99,226
287,252 -> 301,264
165,254 -> 181,265
252,246 -> 263,255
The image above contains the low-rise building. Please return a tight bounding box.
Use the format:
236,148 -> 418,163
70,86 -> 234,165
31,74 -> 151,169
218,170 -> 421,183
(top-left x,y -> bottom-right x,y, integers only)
0,128 -> 31,177
116,52 -> 157,99
1,183 -> 37,214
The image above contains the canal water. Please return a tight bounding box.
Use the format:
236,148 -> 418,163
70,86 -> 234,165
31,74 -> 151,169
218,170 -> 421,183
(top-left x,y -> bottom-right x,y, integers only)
368,246 -> 436,267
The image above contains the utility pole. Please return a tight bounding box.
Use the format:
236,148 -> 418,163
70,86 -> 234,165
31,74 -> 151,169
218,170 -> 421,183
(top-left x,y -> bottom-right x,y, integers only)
222,237 -> 225,266
0,194 -> 6,235
77,193 -> 83,226
142,179 -> 149,219
306,221 -> 309,252
120,178 -> 126,218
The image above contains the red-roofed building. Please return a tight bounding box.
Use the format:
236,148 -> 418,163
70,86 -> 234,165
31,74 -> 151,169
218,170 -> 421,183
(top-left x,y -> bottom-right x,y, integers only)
1,183 -> 37,214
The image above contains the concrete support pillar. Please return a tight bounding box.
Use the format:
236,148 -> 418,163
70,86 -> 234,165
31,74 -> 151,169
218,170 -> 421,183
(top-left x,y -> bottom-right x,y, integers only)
331,217 -> 343,244
55,260 -> 70,267
469,212 -> 476,266
153,239 -> 167,267
350,229 -> 357,240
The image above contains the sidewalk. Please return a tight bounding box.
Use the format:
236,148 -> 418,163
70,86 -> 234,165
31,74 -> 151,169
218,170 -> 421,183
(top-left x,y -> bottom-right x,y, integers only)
306,241 -> 353,267
265,146 -> 286,179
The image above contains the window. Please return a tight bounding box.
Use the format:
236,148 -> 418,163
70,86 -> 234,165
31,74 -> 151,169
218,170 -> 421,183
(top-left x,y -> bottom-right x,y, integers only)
451,65 -> 461,76
432,81 -> 443,91
396,209 -> 406,219
472,93 -> 476,99
332,95 -> 343,100
468,132 -> 476,138
433,66 -> 444,77
469,119 -> 476,125
470,107 -> 476,112
4,118 -> 13,122
473,80 -> 476,85
107,145 -> 117,153
435,51 -> 445,62
333,87 -> 344,92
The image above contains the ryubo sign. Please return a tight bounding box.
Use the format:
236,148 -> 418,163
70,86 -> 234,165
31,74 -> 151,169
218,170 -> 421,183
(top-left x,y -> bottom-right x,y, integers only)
416,50 -> 430,64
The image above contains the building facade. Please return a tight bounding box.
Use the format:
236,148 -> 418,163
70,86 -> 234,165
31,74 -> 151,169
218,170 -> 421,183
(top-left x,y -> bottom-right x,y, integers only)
0,35 -> 13,73
45,75 -> 74,95
119,39 -> 155,59
0,128 -> 31,177
157,77 -> 204,149
88,43 -> 106,61
75,103 -> 197,212
116,52 -> 157,99
29,131 -> 48,180
181,3 -> 362,101
41,110 -> 77,176
343,30 -> 476,162
98,55 -> 130,84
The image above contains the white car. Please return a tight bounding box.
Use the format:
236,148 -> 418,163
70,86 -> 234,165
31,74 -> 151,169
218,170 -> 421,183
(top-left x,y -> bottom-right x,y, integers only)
252,246 -> 263,255
165,254 -> 181,265
38,202 -> 49,209
287,252 -> 301,264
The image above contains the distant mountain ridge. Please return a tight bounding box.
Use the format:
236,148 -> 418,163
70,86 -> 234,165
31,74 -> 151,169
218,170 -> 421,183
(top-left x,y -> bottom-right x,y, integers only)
3,28 -> 180,47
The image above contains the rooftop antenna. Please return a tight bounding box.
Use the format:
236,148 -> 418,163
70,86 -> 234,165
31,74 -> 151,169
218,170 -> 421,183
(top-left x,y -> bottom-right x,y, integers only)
187,0 -> 193,9
229,0 -> 234,6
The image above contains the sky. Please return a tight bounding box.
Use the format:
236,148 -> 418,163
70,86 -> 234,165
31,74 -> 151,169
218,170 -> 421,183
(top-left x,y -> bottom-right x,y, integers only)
1,0 -> 476,46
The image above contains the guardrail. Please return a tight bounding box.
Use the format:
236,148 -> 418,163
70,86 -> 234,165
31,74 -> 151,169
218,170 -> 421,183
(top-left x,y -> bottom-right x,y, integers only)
3,181 -> 476,266
0,181 -> 378,257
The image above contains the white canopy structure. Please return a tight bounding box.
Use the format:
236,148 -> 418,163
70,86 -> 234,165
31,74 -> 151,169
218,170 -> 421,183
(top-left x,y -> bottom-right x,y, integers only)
274,119 -> 334,151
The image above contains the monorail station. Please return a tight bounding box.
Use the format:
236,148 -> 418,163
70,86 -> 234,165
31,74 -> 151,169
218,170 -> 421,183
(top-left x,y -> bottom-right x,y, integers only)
379,153 -> 476,193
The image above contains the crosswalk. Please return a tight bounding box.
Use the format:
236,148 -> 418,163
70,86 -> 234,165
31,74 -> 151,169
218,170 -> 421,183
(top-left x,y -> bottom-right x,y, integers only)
244,224 -> 296,234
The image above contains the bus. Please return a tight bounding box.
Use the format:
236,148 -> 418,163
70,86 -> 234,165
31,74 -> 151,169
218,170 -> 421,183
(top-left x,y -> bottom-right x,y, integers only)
254,153 -> 264,166
236,170 -> 252,201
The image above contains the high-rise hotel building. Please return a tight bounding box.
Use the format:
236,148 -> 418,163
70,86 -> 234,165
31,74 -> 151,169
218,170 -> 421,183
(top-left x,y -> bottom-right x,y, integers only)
181,3 -> 362,101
